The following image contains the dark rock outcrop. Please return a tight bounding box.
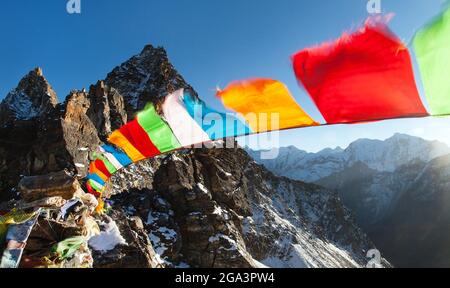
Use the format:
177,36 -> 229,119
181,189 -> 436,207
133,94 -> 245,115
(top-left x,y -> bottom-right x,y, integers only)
86,81 -> 127,142
18,170 -> 80,202
0,69 -> 71,200
92,210 -> 159,268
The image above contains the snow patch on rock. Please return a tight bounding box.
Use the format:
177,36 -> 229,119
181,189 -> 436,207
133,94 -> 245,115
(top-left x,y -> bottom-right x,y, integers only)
3,90 -> 40,120
89,220 -> 127,253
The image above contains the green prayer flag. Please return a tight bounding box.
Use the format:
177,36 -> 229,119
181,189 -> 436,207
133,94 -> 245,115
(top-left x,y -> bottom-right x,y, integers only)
88,179 -> 103,192
137,104 -> 181,153
414,6 -> 450,116
52,236 -> 87,260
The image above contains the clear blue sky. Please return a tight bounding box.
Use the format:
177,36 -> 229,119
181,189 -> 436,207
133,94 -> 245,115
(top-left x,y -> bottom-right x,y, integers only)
0,0 -> 448,152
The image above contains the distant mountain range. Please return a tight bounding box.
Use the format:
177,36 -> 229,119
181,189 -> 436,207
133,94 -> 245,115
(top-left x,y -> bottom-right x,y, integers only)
247,134 -> 450,267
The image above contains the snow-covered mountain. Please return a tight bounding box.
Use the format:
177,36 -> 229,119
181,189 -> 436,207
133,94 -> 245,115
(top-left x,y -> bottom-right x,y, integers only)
247,134 -> 450,226
248,134 -> 450,183
248,134 -> 450,267
247,146 -> 346,183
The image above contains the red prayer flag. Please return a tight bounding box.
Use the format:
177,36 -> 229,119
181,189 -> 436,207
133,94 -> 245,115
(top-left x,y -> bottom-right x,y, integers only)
88,185 -> 101,198
292,19 -> 428,124
119,119 -> 160,158
94,159 -> 111,178
86,182 -> 100,197
86,182 -> 94,193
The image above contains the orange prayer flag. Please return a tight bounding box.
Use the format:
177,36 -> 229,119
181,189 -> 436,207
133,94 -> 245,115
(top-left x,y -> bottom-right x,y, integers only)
217,79 -> 319,133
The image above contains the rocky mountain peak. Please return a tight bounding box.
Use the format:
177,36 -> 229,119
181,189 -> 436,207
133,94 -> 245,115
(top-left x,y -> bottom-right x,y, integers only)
105,45 -> 196,116
0,67 -> 58,125
141,44 -> 168,58
34,67 -> 44,77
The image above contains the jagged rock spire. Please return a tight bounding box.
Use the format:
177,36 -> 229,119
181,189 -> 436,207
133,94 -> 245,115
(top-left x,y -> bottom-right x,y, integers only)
86,80 -> 128,141
0,67 -> 58,125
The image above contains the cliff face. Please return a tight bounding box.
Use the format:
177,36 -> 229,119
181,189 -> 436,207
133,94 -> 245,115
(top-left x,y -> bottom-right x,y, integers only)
0,45 -> 388,268
0,69 -> 71,200
86,81 -> 128,142
0,80 -> 104,200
